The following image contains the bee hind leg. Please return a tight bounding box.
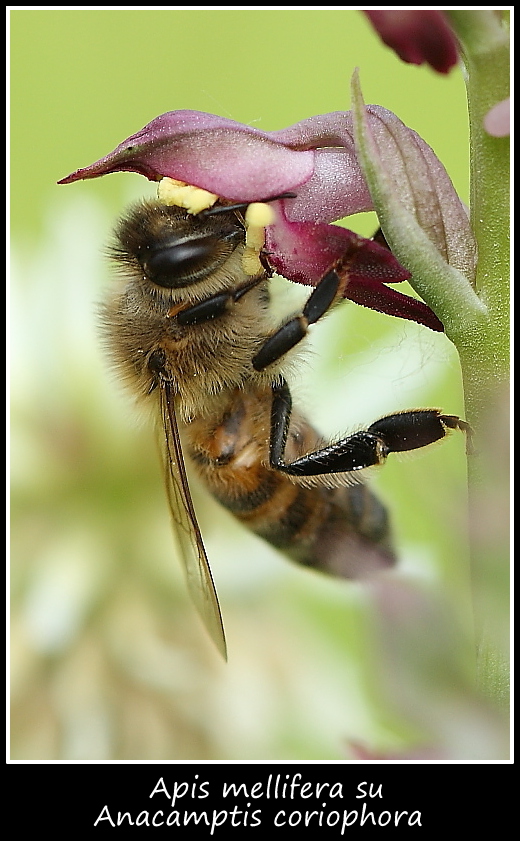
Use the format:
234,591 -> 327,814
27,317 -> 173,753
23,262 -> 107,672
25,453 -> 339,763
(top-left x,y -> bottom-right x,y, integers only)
268,379 -> 396,577
270,380 -> 472,477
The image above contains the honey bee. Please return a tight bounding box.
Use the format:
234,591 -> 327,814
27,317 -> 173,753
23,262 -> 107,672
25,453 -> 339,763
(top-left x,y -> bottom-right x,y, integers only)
104,197 -> 471,658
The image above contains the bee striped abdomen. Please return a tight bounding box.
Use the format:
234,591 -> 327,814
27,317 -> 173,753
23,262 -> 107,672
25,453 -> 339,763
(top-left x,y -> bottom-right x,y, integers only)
185,386 -> 395,579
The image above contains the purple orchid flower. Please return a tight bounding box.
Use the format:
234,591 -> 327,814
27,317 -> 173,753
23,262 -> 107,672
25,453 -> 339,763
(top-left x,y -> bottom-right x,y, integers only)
59,109 -> 444,331
363,10 -> 459,74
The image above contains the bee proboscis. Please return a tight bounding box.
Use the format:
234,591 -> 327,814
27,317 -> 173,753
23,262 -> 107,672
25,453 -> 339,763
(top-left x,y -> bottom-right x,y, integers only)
104,199 -> 470,658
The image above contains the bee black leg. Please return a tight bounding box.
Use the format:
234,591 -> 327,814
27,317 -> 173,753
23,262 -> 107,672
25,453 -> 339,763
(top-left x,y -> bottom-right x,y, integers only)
270,380 -> 388,476
252,269 -> 341,371
270,380 -> 473,477
367,412 -> 475,456
175,275 -> 265,326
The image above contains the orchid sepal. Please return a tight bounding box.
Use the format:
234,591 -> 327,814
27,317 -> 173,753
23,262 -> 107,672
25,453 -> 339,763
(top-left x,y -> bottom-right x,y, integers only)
350,69 -> 485,340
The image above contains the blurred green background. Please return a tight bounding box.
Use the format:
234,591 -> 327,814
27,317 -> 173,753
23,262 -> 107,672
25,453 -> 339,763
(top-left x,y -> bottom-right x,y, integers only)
12,10 -> 503,761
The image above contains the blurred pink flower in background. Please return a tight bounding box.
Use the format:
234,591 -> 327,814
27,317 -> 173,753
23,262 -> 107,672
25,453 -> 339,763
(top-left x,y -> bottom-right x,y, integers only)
363,10 -> 459,74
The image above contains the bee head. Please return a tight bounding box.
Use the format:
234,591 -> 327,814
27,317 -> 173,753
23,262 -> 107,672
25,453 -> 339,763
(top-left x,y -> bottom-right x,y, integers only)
110,201 -> 245,289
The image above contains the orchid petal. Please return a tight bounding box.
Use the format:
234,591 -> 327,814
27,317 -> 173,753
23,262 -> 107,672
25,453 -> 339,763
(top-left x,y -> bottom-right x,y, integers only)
269,112 -> 374,221
265,208 -> 407,285
58,110 -> 315,200
345,278 -> 443,331
265,209 -> 443,332
59,110 -> 379,219
351,70 -> 484,336
359,106 -> 477,283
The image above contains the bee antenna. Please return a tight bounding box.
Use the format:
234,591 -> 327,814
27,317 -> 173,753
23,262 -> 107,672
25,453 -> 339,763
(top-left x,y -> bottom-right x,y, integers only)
201,192 -> 297,217
265,191 -> 298,202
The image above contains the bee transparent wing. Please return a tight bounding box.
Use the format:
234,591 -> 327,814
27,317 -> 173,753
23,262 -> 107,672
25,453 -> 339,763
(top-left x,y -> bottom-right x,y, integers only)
159,381 -> 227,660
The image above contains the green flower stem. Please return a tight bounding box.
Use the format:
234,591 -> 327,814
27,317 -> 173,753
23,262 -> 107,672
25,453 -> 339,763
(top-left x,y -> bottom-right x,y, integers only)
448,11 -> 510,420
352,9 -> 510,712
448,11 -> 510,706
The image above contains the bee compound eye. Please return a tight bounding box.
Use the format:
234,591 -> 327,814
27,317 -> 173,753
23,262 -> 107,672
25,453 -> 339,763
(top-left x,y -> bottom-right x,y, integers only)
143,235 -> 222,288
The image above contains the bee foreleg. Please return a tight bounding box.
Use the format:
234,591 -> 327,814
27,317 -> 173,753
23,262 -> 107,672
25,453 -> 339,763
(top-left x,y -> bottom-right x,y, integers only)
252,269 -> 340,371
176,275 -> 265,326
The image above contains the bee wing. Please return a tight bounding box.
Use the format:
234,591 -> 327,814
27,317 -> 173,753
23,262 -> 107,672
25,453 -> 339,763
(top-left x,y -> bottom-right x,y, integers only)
159,381 -> 227,660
